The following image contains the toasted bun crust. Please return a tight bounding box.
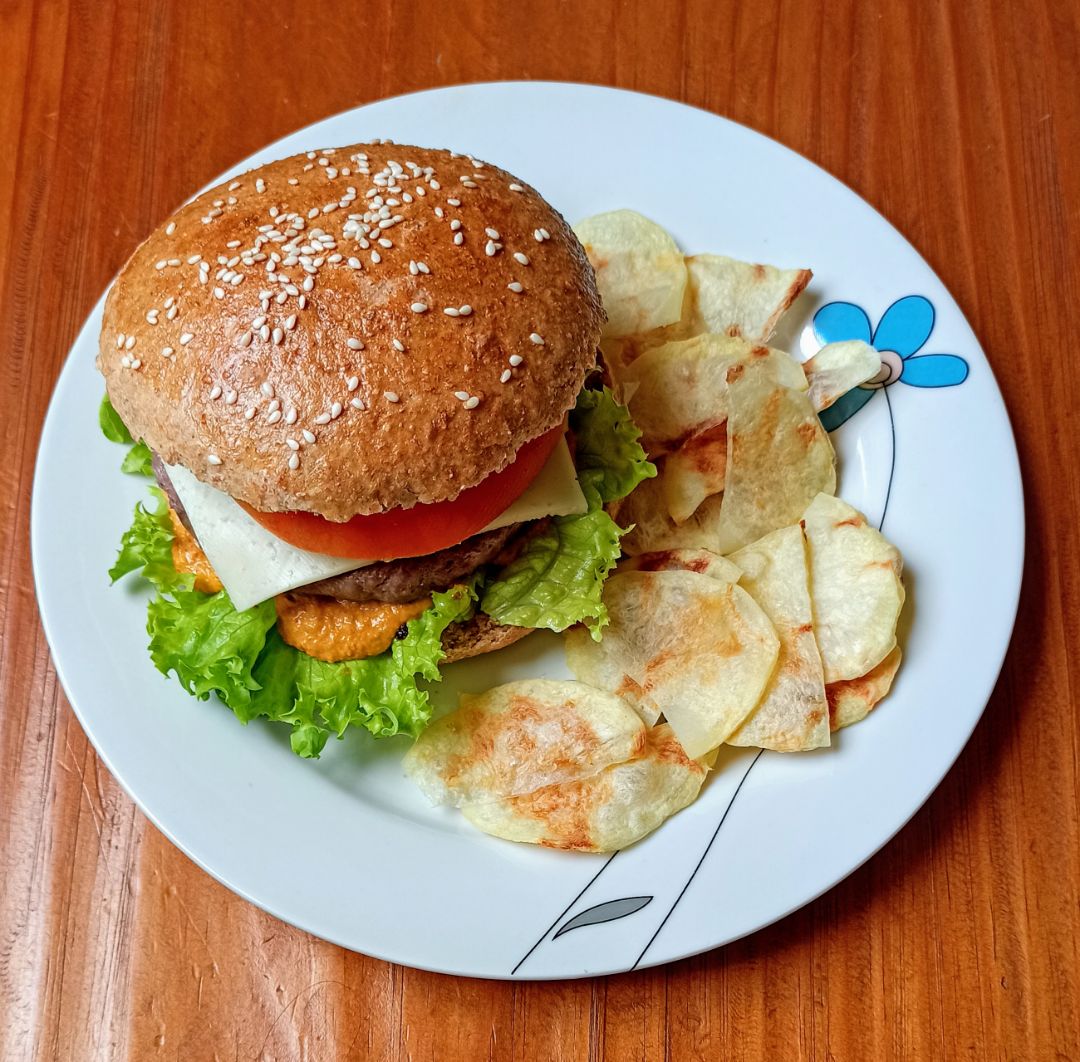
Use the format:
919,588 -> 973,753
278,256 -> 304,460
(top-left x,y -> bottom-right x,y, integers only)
439,613 -> 535,664
99,144 -> 604,520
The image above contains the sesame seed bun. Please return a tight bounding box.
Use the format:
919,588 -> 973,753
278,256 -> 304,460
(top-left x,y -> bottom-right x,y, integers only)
98,143 -> 604,520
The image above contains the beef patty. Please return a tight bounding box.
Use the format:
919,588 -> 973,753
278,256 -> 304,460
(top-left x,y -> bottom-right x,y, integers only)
154,454 -> 524,603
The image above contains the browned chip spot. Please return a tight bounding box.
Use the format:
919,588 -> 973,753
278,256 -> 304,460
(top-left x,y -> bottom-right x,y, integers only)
835,516 -> 865,529
752,263 -> 767,281
441,695 -> 603,790
679,420 -> 729,479
797,420 -> 819,448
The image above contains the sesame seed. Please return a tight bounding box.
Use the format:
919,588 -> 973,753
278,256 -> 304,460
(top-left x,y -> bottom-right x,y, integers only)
429,180 -> 440,190
529,332 -> 545,345
284,314 -> 297,330
244,407 -> 256,420
167,304 -> 179,319
485,227 -> 500,239
207,454 -> 222,465
286,438 -> 300,451
260,325 -> 270,342
331,401 -> 343,419
346,375 -> 359,392
253,315 -> 267,329
229,181 -> 241,191
509,183 -> 524,192
165,221 -> 176,236
302,429 -> 316,443
124,335 -> 137,350
268,398 -> 281,413
485,240 -> 499,257
434,207 -> 444,218
384,391 -> 400,403
378,237 -> 392,248
509,354 -> 523,367
464,396 -> 480,409
453,232 -> 464,245
272,327 -> 283,345
154,259 -> 167,270
314,412 -> 331,425
370,251 -> 381,264
161,346 -> 174,358
214,286 -> 225,299
347,337 -> 364,350
288,453 -> 300,470
462,179 -> 478,189
261,382 -> 275,398
443,307 -> 460,317
416,261 -> 430,274
350,397 -> 366,410
447,198 -> 461,207
224,390 -> 237,405
288,177 -> 299,186
392,339 -> 405,352
238,331 -> 253,348
450,219 -> 462,231
453,390 -> 469,401
514,252 -> 530,265
226,239 -> 241,248
210,384 -> 222,400
410,302 -> 428,313
129,358 -> 141,370
116,333 -> 125,348
459,305 -> 473,316
500,369 -> 512,383
267,410 -> 282,425
256,178 -> 266,193
180,332 -> 194,345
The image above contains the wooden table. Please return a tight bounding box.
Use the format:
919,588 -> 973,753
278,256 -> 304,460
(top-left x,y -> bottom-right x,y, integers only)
2,1 -> 1077,1058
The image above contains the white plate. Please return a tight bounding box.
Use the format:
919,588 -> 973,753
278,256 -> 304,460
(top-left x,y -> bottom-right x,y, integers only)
32,82 -> 1023,979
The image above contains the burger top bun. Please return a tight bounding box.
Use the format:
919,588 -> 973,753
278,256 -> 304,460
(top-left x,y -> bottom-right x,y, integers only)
99,143 -> 605,520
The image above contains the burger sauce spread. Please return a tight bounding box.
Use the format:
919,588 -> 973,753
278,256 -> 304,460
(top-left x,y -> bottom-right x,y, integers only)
274,594 -> 431,663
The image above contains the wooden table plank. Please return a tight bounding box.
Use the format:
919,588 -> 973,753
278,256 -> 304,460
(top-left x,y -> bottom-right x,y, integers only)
2,1 -> 1078,1059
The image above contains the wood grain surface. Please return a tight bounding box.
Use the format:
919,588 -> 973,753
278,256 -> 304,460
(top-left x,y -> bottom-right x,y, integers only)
2,1 -> 1077,1058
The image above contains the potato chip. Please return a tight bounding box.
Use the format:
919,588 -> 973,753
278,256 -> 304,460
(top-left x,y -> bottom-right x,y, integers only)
828,646 -> 902,730
661,420 -> 729,523
615,474 -> 724,557
462,724 -> 717,852
802,493 -> 905,683
684,254 -> 812,343
623,334 -> 806,449
601,254 -> 812,375
403,679 -> 646,807
565,570 -> 779,755
727,526 -> 829,751
573,210 -> 688,338
619,547 -> 741,584
803,340 -> 880,412
712,359 -> 836,553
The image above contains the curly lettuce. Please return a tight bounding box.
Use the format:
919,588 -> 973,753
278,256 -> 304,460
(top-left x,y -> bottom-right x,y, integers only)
481,387 -> 655,639
100,393 -> 154,478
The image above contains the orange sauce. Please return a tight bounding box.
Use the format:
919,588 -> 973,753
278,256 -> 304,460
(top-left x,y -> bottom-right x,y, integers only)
169,509 -> 223,594
274,594 -> 431,663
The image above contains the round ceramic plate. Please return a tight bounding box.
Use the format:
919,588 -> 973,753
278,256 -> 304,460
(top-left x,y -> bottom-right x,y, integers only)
32,82 -> 1023,979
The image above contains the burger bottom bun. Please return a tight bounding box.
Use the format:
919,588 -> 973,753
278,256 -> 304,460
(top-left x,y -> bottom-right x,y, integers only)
440,613 -> 535,664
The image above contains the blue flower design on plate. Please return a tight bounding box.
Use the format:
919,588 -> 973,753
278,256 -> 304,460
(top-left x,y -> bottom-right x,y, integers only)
814,295 -> 969,430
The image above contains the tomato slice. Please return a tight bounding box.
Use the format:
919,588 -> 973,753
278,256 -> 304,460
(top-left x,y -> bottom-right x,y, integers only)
240,426 -> 563,560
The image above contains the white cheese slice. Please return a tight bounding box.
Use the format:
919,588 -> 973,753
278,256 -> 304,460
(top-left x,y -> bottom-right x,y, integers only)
166,437 -> 587,611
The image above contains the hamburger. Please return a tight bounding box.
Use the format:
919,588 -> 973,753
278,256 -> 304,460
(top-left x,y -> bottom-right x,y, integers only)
99,143 -> 655,757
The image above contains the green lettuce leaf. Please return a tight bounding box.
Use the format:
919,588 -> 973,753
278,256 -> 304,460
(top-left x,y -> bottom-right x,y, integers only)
570,386 -> 656,506
480,509 -> 623,638
481,387 -> 653,638
109,487 -> 193,592
245,582 -> 476,756
99,393 -> 133,444
147,591 -> 277,714
121,440 -> 154,477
